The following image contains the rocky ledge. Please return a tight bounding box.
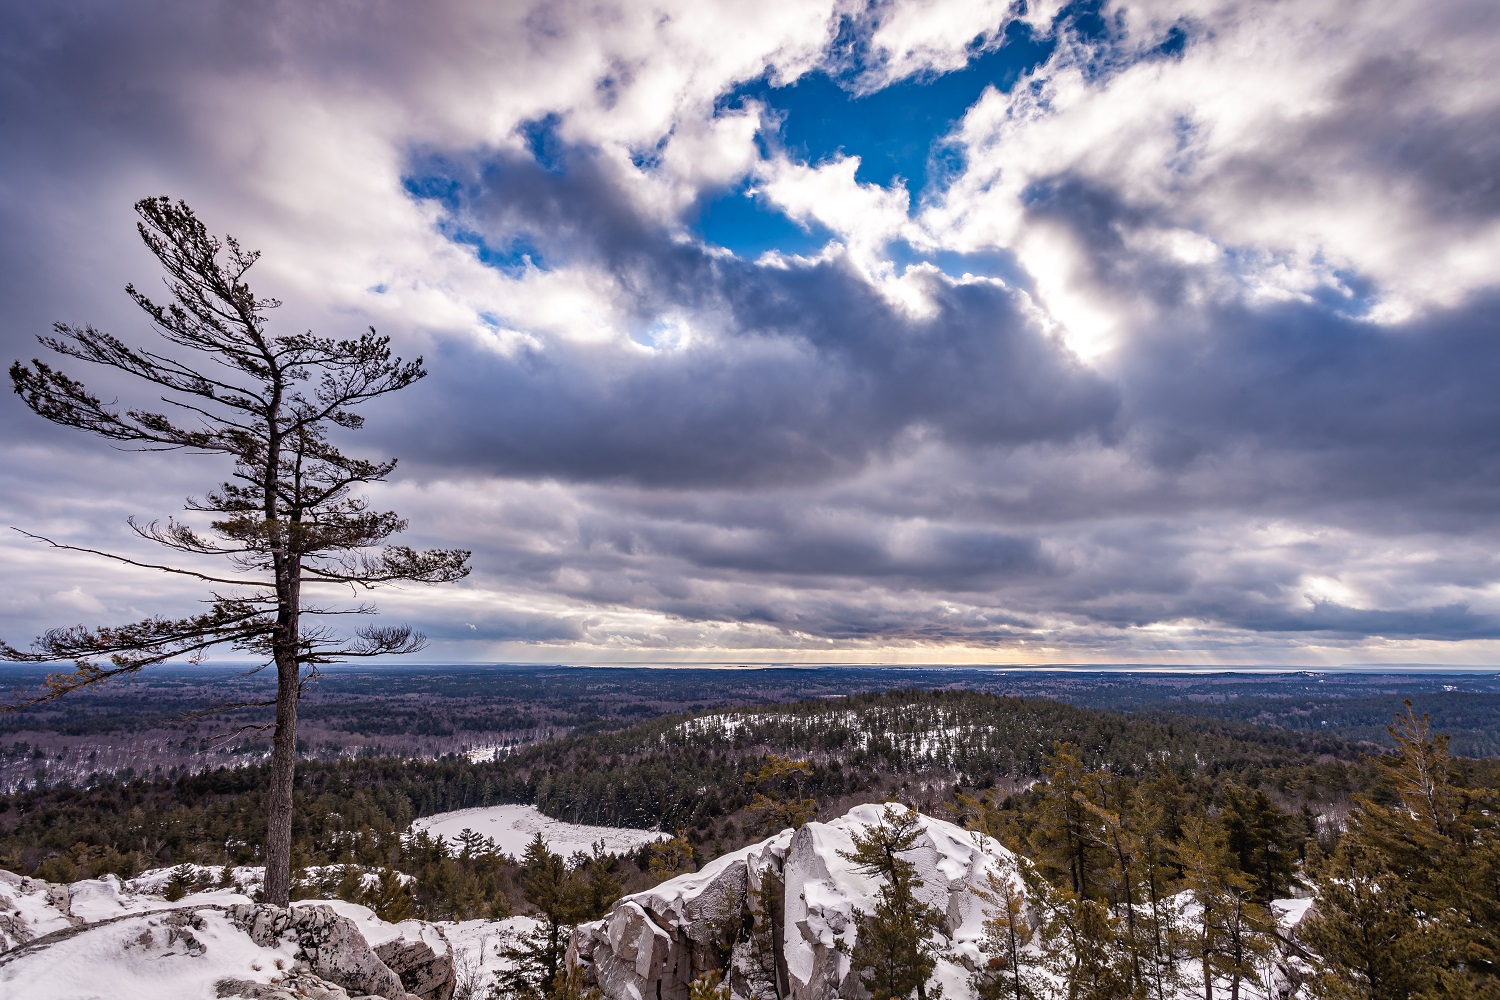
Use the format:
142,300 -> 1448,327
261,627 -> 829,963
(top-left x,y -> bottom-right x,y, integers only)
0,870 -> 454,1000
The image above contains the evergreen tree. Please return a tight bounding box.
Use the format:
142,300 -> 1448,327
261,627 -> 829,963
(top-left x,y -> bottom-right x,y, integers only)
548,967 -> 603,1000
1029,744 -> 1107,902
1017,860 -> 1129,1000
1300,835 -> 1437,1000
689,969 -> 732,1000
743,754 -> 818,835
498,835 -> 590,999
1220,784 -> 1299,905
1302,702 -> 1500,998
1126,784 -> 1184,1000
1076,772 -> 1148,995
972,856 -> 1039,1000
1175,815 -> 1272,1000
840,804 -> 948,1000
3,198 -> 469,906
363,867 -> 416,923
573,840 -> 623,922
645,833 -> 697,886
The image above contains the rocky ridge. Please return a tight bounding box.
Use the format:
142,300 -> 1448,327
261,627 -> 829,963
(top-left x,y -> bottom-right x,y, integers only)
569,803 -> 1011,1000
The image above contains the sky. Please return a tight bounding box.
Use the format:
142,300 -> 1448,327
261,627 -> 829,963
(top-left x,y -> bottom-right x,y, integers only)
2,0 -> 1499,668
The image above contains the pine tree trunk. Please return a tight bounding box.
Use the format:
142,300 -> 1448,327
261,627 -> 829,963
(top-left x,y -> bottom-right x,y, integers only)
263,654 -> 299,907
263,496 -> 301,909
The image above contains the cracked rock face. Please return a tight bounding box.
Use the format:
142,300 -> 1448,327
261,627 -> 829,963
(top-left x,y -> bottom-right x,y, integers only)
570,805 -> 1018,1000
226,903 -> 419,1000
375,935 -> 455,1000
0,869 -> 85,950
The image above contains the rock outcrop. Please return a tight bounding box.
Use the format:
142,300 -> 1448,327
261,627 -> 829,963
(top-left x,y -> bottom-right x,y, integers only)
375,935 -> 455,1000
570,804 -> 1016,1000
227,903 -> 419,1000
0,870 -> 457,1000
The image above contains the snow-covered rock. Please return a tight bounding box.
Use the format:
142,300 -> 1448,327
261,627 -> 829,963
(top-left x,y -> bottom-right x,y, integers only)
570,803 -> 1021,1000
0,871 -> 458,1000
225,902 -> 420,998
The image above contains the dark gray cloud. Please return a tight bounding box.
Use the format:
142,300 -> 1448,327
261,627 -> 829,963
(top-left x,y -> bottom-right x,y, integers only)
388,145 -> 1118,488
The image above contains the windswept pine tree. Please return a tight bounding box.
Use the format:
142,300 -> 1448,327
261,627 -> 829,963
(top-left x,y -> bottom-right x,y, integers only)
3,198 -> 470,906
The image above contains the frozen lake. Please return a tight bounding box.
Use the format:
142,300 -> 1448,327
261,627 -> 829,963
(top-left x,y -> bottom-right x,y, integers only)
410,803 -> 669,858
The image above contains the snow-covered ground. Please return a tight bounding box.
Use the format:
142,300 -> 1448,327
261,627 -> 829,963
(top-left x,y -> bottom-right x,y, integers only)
2,805 -> 1320,1000
410,803 -> 669,858
0,868 -> 537,1000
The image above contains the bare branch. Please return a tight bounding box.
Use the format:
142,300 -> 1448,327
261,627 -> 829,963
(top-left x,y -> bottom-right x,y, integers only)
10,528 -> 268,587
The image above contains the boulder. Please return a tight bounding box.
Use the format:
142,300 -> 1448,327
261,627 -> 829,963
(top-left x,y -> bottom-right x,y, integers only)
375,934 -> 456,1000
215,970 -> 383,999
227,902 -> 418,1000
0,869 -> 85,950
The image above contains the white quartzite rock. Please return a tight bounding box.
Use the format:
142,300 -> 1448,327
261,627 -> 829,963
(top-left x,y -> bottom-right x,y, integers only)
570,805 -> 1020,1000
227,903 -> 420,1000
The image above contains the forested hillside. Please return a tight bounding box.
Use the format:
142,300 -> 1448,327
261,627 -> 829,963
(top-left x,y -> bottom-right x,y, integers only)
0,690 -> 1411,889
3,690 -> 1499,995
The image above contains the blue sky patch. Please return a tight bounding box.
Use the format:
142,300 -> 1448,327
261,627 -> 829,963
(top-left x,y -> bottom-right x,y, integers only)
438,220 -> 545,274
697,183 -> 833,258
720,18 -> 1055,200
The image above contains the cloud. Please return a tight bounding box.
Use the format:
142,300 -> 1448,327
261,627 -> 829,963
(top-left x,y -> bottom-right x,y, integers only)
2,0 -> 1499,663
385,141 -> 1116,487
923,0 -> 1500,338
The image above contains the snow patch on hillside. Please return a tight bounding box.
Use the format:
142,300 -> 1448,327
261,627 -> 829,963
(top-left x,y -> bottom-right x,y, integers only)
411,803 -> 669,857
673,709 -> 1003,767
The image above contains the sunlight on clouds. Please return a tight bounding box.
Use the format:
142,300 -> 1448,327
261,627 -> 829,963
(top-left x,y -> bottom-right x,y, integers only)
924,0 -> 1500,334
1301,575 -> 1361,610
757,154 -> 912,257
863,0 -> 1020,86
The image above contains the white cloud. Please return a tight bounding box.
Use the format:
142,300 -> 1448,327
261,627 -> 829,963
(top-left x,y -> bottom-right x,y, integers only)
862,0 -> 1018,86
922,0 -> 1500,348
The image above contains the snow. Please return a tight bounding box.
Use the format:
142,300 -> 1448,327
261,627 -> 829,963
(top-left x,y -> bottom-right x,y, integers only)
0,869 -> 542,1000
636,829 -> 792,916
0,907 -> 301,1000
126,865 -> 262,896
1274,896 -> 1315,928
575,803 -> 1032,1000
411,803 -> 669,858
444,915 -> 537,997
0,871 -> 77,942
673,708 -> 1005,771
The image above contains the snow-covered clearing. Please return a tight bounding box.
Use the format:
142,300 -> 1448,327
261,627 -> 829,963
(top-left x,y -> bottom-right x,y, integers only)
411,803 -> 669,858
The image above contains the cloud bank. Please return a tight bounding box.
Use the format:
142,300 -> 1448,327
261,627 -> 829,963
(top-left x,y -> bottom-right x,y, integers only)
2,0 -> 1498,665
